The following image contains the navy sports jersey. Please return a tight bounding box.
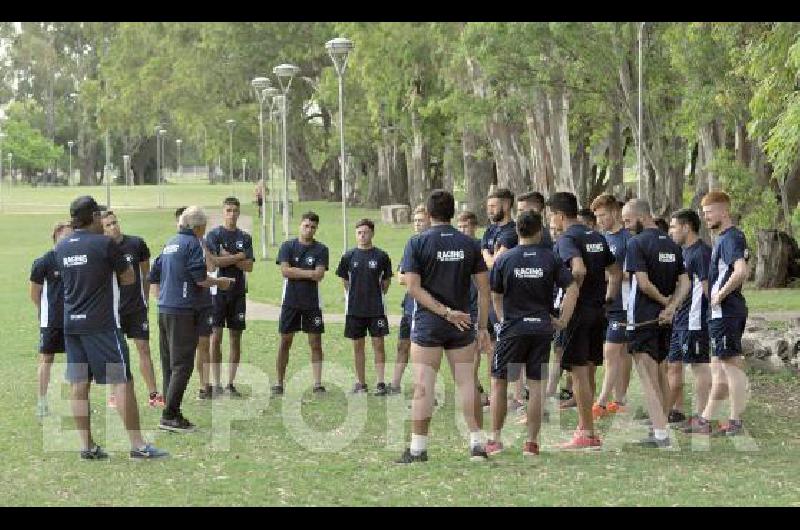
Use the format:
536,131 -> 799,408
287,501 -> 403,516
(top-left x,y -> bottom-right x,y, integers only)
151,251 -> 212,310
148,254 -> 161,285
336,247 -> 393,318
710,226 -> 749,320
400,224 -> 487,315
626,228 -> 686,324
205,226 -> 253,297
481,221 -> 518,257
157,228 -> 208,314
604,227 -> 632,312
491,243 -> 573,337
116,235 -> 151,315
467,238 -> 482,320
277,238 -> 329,310
54,229 -> 129,334
399,262 -> 415,316
554,223 -> 615,307
30,250 -> 64,329
673,239 -> 712,331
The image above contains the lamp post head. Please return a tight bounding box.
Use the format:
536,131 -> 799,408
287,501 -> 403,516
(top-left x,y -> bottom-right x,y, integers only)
326,37 -> 354,75
158,129 -> 167,137
226,119 -> 236,132
68,140 -> 74,148
273,63 -> 300,79
176,139 -> 182,145
123,155 -> 130,163
263,87 -> 280,100
251,76 -> 271,91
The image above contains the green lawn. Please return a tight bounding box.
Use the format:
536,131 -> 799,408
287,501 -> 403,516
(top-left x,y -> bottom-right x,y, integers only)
1,184 -> 800,506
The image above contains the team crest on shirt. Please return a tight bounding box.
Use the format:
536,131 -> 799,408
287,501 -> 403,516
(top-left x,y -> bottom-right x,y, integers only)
142,322 -> 148,331
125,254 -> 134,263
238,313 -> 245,321
377,319 -> 385,328
368,260 -> 377,269
313,316 -> 323,327
207,315 -> 214,325
306,256 -> 315,265
352,261 -> 359,268
236,240 -> 244,250
53,270 -> 60,277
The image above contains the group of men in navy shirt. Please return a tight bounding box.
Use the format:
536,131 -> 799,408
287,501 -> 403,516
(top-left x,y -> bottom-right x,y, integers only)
30,184 -> 750,461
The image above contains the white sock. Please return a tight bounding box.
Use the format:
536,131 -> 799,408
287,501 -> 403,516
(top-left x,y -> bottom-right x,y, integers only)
653,428 -> 668,440
469,431 -> 486,449
410,434 -> 428,455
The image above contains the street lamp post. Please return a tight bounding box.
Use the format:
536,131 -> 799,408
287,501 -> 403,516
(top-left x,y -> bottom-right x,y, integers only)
176,139 -> 182,178
273,63 -> 300,240
123,154 -> 130,187
326,37 -> 355,254
637,22 -> 645,201
252,76 -> 272,260
105,130 -> 111,208
8,153 -> 13,185
67,141 -> 74,186
226,119 -> 236,197
0,132 -> 5,212
270,102 -> 282,246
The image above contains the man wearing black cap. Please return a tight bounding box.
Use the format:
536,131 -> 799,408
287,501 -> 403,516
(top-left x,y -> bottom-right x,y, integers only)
548,191 -> 621,450
55,196 -> 168,460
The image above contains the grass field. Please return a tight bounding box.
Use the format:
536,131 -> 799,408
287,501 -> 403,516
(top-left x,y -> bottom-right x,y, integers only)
1,184 -> 799,506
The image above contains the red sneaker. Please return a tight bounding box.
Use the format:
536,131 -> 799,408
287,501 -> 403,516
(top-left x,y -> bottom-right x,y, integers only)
607,401 -> 626,414
522,441 -> 539,456
149,393 -> 165,407
485,440 -> 505,455
592,403 -> 609,420
558,431 -> 600,450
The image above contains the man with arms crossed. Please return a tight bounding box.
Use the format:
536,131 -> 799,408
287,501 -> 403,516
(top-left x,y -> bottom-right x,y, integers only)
621,198 -> 690,448
274,212 -> 329,396
485,210 -> 578,456
206,197 -> 254,397
30,221 -> 72,418
56,196 -> 168,459
666,209 -> 713,428
685,191 -> 749,436
336,219 -> 393,395
100,210 -> 164,408
396,190 -> 491,463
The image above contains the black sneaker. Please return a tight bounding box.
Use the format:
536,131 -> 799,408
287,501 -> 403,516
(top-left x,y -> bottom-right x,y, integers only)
312,384 -> 327,394
631,434 -> 672,448
271,384 -> 284,397
523,386 -> 530,401
374,383 -> 388,396
668,410 -> 687,424
198,387 -> 212,400
558,388 -> 573,401
395,448 -> 428,464
159,415 -> 196,433
351,382 -> 368,394
130,443 -> 170,460
226,384 -> 243,398
470,445 -> 489,462
386,384 -> 402,395
80,445 -> 109,460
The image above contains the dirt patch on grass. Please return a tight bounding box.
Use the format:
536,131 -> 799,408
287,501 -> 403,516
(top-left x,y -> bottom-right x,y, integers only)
748,369 -> 800,422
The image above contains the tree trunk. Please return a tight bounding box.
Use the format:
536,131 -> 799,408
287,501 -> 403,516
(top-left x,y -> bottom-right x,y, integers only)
407,108 -> 430,208
443,141 -> 455,193
486,117 -> 529,195
289,137 -> 329,201
755,229 -> 794,288
608,115 -> 624,194
524,98 -> 555,195
463,128 -> 493,219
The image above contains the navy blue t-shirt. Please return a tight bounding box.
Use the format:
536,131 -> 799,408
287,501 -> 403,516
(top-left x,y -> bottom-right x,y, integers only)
554,223 -> 615,307
626,228 -> 686,324
400,224 -> 487,316
205,226 -> 253,297
336,247 -> 393,318
157,229 -> 208,315
277,239 -> 329,310
481,220 -> 518,257
710,226 -> 749,320
604,227 -> 632,312
491,243 -> 573,338
673,239 -> 712,331
116,235 -> 150,315
54,229 -> 129,334
30,250 -> 64,329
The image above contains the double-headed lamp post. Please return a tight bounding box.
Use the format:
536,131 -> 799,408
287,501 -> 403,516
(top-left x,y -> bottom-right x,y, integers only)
326,37 -> 354,254
252,76 -> 272,260
226,119 -> 236,197
264,88 -> 280,247
273,63 -> 300,239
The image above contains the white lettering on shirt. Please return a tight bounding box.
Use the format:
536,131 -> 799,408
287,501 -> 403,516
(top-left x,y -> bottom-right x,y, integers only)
437,250 -> 464,262
659,252 -> 676,263
164,244 -> 180,254
63,255 -> 88,267
70,314 -> 87,320
585,243 -> 604,253
523,317 -> 542,323
523,252 -> 537,257
514,267 -> 544,279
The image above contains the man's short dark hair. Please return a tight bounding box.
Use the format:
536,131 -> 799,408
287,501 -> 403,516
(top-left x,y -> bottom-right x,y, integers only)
516,210 -> 543,238
223,197 -> 240,208
671,208 -> 701,234
426,189 -> 455,222
654,217 -> 669,233
302,211 -> 320,224
488,188 -> 515,204
517,191 -> 545,209
577,208 -> 596,224
69,195 -> 101,228
355,218 -> 374,231
546,192 -> 578,218
457,211 -> 478,226
175,206 -> 187,220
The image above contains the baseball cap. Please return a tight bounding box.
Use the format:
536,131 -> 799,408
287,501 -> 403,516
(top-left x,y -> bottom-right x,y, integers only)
546,192 -> 578,217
